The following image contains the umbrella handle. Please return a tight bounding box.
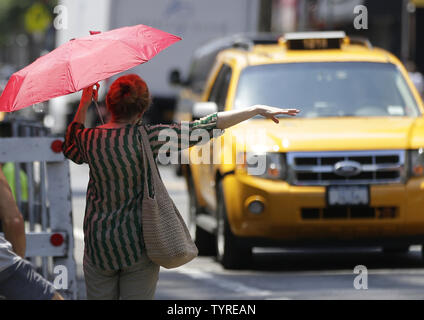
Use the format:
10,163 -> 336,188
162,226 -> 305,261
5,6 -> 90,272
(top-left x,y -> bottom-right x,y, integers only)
93,99 -> 105,125
91,82 -> 104,125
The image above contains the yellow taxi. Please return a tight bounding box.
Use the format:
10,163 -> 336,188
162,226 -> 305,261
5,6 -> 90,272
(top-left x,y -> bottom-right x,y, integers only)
185,31 -> 424,269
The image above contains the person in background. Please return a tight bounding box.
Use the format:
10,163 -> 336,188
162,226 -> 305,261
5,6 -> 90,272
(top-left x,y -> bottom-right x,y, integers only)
0,167 -> 63,300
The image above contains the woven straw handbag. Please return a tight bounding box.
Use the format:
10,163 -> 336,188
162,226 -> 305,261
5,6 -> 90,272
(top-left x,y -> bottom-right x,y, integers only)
138,126 -> 198,269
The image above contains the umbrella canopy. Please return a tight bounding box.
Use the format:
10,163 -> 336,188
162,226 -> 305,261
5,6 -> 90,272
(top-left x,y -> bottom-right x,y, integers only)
0,24 -> 181,112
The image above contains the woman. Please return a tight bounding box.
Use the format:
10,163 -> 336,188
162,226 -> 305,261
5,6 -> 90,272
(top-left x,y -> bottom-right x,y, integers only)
63,74 -> 299,300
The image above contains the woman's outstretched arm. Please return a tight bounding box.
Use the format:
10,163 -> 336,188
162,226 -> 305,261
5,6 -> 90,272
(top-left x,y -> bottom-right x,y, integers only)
216,105 -> 299,130
145,105 -> 300,158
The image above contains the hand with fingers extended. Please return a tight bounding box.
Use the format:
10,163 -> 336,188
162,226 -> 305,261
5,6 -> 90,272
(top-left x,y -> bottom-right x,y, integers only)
254,105 -> 300,123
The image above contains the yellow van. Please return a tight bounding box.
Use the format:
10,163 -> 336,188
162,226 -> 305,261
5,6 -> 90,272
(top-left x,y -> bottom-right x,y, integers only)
186,31 -> 424,269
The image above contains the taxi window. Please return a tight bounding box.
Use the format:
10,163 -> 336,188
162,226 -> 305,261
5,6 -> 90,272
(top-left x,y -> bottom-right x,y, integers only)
187,52 -> 218,94
208,64 -> 232,112
234,62 -> 420,118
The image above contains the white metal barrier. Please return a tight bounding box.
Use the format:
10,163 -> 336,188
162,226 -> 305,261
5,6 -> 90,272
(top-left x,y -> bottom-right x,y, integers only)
0,121 -> 77,300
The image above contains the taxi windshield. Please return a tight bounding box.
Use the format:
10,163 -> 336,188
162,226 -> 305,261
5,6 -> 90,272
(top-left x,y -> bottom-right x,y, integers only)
234,62 -> 420,118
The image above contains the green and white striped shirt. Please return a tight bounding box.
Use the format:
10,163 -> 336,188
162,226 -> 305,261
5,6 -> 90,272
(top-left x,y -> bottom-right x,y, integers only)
63,113 -> 219,271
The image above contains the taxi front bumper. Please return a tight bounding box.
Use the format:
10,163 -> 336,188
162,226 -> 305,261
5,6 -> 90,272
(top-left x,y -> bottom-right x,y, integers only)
222,173 -> 424,244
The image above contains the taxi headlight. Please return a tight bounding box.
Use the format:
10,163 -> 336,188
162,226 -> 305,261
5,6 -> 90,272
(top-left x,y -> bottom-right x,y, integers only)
236,152 -> 287,180
409,148 -> 424,177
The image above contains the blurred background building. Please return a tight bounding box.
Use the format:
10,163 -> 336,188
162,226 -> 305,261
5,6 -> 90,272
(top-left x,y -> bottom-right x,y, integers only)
0,0 -> 423,130
259,0 -> 424,74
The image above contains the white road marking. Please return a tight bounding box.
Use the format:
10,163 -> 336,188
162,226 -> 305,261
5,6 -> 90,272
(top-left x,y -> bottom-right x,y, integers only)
161,265 -> 281,298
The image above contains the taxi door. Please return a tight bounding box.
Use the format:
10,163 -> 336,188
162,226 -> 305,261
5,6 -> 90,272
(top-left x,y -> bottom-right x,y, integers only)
197,63 -> 233,211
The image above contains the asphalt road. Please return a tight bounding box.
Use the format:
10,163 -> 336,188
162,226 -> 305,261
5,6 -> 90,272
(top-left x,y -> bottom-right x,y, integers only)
69,162 -> 424,300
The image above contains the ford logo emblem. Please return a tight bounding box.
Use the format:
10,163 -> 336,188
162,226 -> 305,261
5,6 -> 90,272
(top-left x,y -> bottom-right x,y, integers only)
333,160 -> 362,177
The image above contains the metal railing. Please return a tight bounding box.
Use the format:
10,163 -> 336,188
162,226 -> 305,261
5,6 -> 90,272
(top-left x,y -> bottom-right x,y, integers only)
0,119 -> 77,299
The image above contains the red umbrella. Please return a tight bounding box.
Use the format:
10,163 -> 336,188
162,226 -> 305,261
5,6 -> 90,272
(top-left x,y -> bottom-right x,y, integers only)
0,24 -> 181,112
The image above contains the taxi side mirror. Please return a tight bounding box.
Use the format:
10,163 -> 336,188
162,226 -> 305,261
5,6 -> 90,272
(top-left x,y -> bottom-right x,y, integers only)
169,69 -> 182,86
192,102 -> 218,119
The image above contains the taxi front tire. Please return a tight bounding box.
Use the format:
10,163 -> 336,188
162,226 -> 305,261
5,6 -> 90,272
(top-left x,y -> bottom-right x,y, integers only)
216,181 -> 252,269
188,175 -> 216,256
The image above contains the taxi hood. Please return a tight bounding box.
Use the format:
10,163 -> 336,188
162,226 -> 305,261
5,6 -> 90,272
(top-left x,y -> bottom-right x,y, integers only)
228,117 -> 424,152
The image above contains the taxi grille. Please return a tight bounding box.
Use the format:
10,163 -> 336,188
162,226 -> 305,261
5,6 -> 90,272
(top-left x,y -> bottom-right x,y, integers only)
287,150 -> 405,186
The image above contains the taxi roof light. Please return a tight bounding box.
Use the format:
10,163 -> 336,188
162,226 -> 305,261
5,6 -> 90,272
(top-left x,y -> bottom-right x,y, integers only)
281,31 -> 347,50
284,31 -> 346,40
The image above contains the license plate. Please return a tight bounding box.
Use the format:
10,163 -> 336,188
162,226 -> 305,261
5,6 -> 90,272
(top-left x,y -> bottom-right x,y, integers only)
326,185 -> 369,206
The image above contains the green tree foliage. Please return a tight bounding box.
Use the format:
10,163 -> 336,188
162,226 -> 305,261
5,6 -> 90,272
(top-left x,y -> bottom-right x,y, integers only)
0,0 -> 57,46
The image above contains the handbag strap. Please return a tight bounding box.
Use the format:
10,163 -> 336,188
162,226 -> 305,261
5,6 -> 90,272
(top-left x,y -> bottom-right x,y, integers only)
139,125 -> 182,213
139,125 -> 167,199
139,126 -> 152,199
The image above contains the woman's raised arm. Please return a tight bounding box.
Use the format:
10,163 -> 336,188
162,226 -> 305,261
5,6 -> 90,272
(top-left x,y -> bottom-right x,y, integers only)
73,84 -> 99,125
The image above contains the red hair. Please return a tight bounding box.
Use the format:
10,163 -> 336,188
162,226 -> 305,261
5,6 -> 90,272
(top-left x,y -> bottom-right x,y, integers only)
106,74 -> 151,121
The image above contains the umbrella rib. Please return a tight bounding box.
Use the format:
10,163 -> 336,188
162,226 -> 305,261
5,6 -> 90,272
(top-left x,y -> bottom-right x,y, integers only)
68,39 -> 147,91
67,40 -> 78,92
107,38 -> 150,62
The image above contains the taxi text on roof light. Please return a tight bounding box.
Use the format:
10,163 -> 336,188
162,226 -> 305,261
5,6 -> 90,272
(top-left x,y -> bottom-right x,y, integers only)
280,31 -> 347,50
